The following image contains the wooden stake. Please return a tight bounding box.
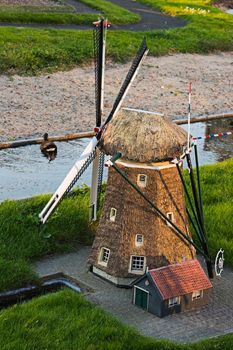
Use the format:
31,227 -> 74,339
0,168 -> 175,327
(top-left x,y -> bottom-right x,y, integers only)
0,131 -> 96,150
173,112 -> 233,125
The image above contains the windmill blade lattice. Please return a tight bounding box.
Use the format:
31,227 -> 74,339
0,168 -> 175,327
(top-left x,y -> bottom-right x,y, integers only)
90,19 -> 108,220
39,137 -> 97,224
93,20 -> 107,127
104,37 -> 148,127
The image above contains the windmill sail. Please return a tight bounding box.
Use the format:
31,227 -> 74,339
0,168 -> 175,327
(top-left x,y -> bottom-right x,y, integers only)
39,37 -> 149,224
90,19 -> 107,221
93,19 -> 106,128
39,137 -> 97,224
104,37 -> 149,127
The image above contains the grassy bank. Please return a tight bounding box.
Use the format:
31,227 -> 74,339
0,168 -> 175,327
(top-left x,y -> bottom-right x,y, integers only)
0,289 -> 233,349
0,159 -> 232,293
0,0 -> 139,25
0,186 -> 98,291
183,158 -> 233,264
0,0 -> 232,75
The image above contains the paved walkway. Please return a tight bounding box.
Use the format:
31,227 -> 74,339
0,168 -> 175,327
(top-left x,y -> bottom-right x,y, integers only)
0,0 -> 186,31
33,246 -> 233,343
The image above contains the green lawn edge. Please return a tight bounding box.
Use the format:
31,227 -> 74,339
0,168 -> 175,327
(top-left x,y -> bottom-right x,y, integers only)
0,288 -> 233,349
0,0 -> 232,75
0,0 -> 140,25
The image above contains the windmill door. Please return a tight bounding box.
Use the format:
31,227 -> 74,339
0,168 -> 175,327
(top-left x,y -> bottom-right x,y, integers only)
134,286 -> 148,310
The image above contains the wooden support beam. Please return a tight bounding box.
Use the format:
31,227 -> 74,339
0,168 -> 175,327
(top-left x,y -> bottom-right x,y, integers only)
0,131 -> 96,150
173,112 -> 233,125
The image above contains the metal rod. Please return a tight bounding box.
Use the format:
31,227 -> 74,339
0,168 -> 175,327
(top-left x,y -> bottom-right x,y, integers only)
186,153 -> 205,238
175,162 -> 205,240
194,143 -> 204,225
110,158 -> 208,259
186,208 -> 203,245
186,153 -> 213,278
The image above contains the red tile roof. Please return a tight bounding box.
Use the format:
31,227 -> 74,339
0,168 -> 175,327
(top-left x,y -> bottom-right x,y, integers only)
149,260 -> 212,300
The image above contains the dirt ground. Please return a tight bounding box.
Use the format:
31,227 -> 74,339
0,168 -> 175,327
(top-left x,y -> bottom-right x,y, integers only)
0,52 -> 232,141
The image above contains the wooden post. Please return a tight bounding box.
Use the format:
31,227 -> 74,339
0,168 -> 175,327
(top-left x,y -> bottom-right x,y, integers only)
173,112 -> 233,125
0,131 -> 96,150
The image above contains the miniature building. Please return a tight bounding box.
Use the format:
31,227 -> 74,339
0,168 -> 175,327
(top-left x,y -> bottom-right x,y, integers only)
89,108 -> 196,286
133,259 -> 212,317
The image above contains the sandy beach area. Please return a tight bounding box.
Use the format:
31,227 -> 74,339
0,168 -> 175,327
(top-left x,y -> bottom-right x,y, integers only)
0,51 -> 232,141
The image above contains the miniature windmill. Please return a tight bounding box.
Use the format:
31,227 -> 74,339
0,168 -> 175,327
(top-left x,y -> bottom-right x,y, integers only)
39,23 -> 213,285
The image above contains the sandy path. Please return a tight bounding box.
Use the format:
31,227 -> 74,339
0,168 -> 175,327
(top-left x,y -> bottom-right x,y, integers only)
0,52 -> 232,141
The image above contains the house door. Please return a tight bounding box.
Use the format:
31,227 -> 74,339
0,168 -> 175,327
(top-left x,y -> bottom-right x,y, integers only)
134,287 -> 148,310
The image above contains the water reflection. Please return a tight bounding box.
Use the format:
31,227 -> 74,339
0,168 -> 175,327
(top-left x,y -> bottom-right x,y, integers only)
181,117 -> 233,166
41,148 -> 57,162
204,118 -> 233,162
0,118 -> 232,201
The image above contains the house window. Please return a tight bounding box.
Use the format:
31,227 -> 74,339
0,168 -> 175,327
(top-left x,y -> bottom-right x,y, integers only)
168,296 -> 180,307
135,234 -> 144,246
110,208 -> 117,222
166,212 -> 174,227
131,256 -> 145,272
99,247 -> 110,266
137,174 -> 147,188
192,290 -> 203,300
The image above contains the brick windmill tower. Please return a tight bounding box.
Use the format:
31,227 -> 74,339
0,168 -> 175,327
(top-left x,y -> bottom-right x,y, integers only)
89,108 -> 196,286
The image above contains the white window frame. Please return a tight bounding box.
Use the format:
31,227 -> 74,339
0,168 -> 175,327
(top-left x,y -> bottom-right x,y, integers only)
110,208 -> 117,222
135,234 -> 144,247
98,247 -> 110,267
192,290 -> 203,300
166,212 -> 174,227
137,174 -> 147,188
129,256 -> 146,274
168,296 -> 180,307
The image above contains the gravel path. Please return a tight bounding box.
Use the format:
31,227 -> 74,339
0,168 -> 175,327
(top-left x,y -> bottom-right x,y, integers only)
0,52 -> 232,141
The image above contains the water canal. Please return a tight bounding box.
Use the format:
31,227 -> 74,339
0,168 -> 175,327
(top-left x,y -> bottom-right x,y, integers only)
0,118 -> 232,202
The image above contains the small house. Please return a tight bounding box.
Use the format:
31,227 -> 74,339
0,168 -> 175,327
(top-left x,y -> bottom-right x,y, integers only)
133,259 -> 212,317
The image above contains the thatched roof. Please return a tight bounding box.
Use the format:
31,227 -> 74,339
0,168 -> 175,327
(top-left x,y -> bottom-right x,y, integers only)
99,108 -> 188,162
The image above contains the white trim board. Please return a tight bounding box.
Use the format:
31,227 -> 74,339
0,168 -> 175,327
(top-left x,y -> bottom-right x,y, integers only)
116,159 -> 176,170
122,108 -> 164,117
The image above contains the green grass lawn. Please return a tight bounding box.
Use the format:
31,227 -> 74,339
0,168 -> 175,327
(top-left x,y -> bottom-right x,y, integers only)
0,158 -> 232,293
0,0 -> 139,25
0,289 -> 233,349
0,0 -> 232,75
0,185 -> 100,291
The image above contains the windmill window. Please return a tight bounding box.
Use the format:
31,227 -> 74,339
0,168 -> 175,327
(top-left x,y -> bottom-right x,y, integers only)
166,212 -> 174,227
168,296 -> 180,307
99,247 -> 110,266
130,256 -> 145,272
110,208 -> 117,222
135,234 -> 144,246
192,290 -> 203,300
137,174 -> 147,188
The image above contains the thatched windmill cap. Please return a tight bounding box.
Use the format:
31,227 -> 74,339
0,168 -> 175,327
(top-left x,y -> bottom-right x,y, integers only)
99,108 -> 188,162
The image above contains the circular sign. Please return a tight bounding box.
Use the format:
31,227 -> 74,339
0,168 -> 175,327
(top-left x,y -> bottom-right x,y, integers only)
215,249 -> 224,277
